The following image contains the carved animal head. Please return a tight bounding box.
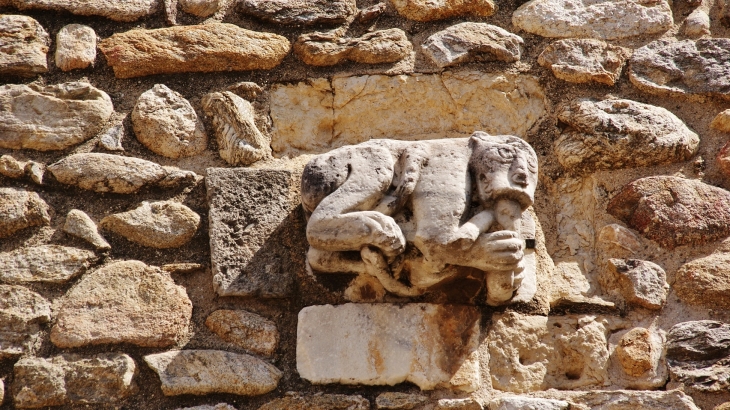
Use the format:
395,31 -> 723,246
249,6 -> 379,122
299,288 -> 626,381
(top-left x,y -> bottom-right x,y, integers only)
468,132 -> 538,209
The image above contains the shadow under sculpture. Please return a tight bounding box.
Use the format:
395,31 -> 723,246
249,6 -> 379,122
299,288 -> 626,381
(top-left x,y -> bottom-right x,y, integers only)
301,131 -> 539,305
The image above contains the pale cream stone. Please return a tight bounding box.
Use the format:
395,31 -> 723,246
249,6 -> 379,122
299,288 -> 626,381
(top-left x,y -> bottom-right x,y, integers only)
597,224 -> 641,254
100,201 -> 200,248
391,0 -> 495,21
0,187 -> 50,238
0,14 -> 49,77
375,392 -> 427,410
270,78 -> 333,155
683,8 -> 710,37
63,209 -> 111,250
0,154 -> 25,179
0,245 -> 96,284
537,39 -> 631,85
11,0 -> 160,22
422,22 -> 523,67
205,309 -> 279,356
55,24 -> 96,71
295,29 -> 412,66
0,284 -> 51,359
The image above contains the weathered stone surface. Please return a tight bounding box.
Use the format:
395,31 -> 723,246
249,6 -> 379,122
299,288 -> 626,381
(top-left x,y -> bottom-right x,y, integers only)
667,321 -> 730,392
258,392 -> 370,410
51,260 -> 192,348
178,405 -> 236,410
0,82 -> 113,151
376,392 -> 427,409
555,99 -> 699,172
435,399 -> 482,410
239,0 -> 357,25
606,259 -> 668,310
205,309 -> 279,356
144,350 -> 281,396
9,0 -> 159,22
545,390 -> 700,409
99,123 -> 125,151
719,141 -> 730,179
615,328 -> 654,377
297,303 -> 480,391
674,253 -> 730,309
608,326 -> 667,389
0,14 -> 48,77
295,29 -> 412,66
538,39 -> 630,85
55,24 -> 96,71
512,0 -> 673,40
270,72 -> 546,155
712,109 -> 730,132
629,39 -> 730,101
0,187 -> 50,238
207,168 -> 303,297
99,23 -> 290,79
100,201 -> 200,248
0,285 -> 50,359
48,153 -> 196,194
63,209 -> 111,250
180,0 -> 220,17
598,224 -> 642,254
201,91 -> 270,166
132,84 -> 207,159
607,176 -> 730,249
0,245 -> 96,284
684,8 -> 710,37
0,154 -> 25,178
12,353 -> 137,408
488,397 -> 568,410
422,23 -> 523,68
391,0 -> 495,21
25,160 -> 43,185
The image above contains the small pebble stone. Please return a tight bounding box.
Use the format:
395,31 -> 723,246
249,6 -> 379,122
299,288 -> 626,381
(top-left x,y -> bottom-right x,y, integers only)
55,24 -> 96,71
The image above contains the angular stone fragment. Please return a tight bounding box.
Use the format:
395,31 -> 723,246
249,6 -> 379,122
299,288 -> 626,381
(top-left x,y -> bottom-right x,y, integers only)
606,259 -> 668,310
12,353 -> 137,408
598,224 -> 641,253
258,392 -> 370,410
553,390 -> 700,409
538,39 -> 630,85
10,0 -> 160,22
376,392 -> 427,409
667,321 -> 730,392
0,154 -> 25,178
207,168 -> 303,297
0,82 -> 113,151
99,23 -> 290,79
607,176 -> 730,249
297,303 -> 480,391
0,15 -> 48,77
0,245 -> 96,284
132,84 -> 207,159
391,0 -> 495,21
488,397 -> 568,410
0,285 -> 50,359
144,350 -> 281,396
674,253 -> 730,309
239,0 -> 357,25
0,187 -> 50,238
615,328 -> 654,377
555,99 -> 699,172
205,309 -> 278,356
295,28 -> 412,66
711,109 -> 730,132
55,24 -> 96,71
25,161 -> 43,185
513,0 -> 673,40
435,399 -> 482,410
422,23 -> 523,68
48,153 -> 196,194
99,123 -> 125,151
180,0 -> 220,17
684,8 -> 710,37
51,260 -> 192,348
63,209 -> 111,250
629,39 -> 730,101
201,91 -> 270,166
100,201 -> 200,248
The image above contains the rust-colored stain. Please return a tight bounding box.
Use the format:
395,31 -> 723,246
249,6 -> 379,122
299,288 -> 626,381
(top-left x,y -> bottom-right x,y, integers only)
368,338 -> 385,375
435,305 -> 480,375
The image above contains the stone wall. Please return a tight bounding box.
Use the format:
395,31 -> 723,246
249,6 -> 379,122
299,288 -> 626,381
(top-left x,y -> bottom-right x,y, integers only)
2,0 -> 730,408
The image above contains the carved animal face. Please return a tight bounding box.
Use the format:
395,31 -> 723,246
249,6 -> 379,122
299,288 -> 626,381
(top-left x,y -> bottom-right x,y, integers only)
468,132 -> 538,209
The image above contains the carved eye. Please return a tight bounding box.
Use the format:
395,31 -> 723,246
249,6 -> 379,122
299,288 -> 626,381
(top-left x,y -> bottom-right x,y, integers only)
479,173 -> 488,182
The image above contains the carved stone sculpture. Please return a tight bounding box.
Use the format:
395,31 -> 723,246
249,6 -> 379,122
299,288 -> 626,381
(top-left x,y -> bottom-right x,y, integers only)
301,132 -> 538,305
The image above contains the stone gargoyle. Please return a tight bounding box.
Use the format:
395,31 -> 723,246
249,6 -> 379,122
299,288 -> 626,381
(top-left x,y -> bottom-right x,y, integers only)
301,132 -> 539,305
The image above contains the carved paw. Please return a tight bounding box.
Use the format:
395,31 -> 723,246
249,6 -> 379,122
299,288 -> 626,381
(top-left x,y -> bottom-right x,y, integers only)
362,212 -> 406,260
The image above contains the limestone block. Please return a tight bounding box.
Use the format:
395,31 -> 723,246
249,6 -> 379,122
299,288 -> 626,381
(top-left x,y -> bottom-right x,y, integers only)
258,392 -> 370,410
98,23 -> 290,79
606,259 -> 668,310
675,253 -> 730,310
391,0 -> 495,21
375,392 -> 427,409
608,327 -> 667,389
205,309 -> 279,356
63,209 -> 111,250
0,284 -> 50,359
422,23 -> 523,68
537,39 -> 631,85
539,390 -> 700,409
180,0 -> 220,17
667,321 -> 730,392
207,168 -> 304,297
51,260 -> 192,348
0,82 -> 113,151
144,350 -> 281,396
239,0 -> 357,25
0,14 -> 48,77
435,399 -> 482,410
488,397 -> 568,410
55,24 -> 96,71
0,245 -> 96,284
295,29 -> 412,66
12,353 -> 137,408
100,201 -> 200,248
10,0 -> 160,21
297,303 -> 481,391
0,187 -> 50,238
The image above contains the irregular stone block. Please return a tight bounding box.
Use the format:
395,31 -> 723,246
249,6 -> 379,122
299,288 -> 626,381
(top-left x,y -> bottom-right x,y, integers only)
144,350 -> 281,396
615,328 -> 654,376
537,39 -> 631,85
555,98 -> 699,172
435,399 -> 482,410
295,28 -> 412,66
683,8 -> 710,37
297,303 -> 480,391
25,160 -> 43,185
0,81 -> 113,151
597,224 -> 641,254
0,284 -> 50,359
0,154 -> 25,178
132,84 -> 207,159
258,392 -> 370,410
101,200 -> 200,248
488,397 -> 568,410
12,353 -> 137,408
711,109 -> 730,132
0,245 -> 96,284
719,141 -> 730,179
667,321 -> 730,392
629,39 -> 730,101
98,23 -> 290,79
422,23 -> 523,68
51,260 -> 192,348
513,0 -> 672,40
607,176 -> 730,249
550,390 -> 700,409
606,259 -> 668,310
180,0 -> 220,17
205,309 -> 279,356
55,24 -> 96,71
0,14 -> 48,77
238,0 -> 357,25
207,168 -> 303,297
375,392 -> 427,410
391,0 -> 495,21
63,209 -> 111,250
270,72 -> 546,155
675,253 -> 730,310
10,0 -> 160,22
0,187 -> 50,238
